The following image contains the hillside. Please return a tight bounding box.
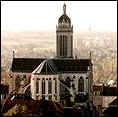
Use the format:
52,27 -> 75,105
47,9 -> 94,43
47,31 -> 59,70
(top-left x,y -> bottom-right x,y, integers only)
1,31 -> 117,84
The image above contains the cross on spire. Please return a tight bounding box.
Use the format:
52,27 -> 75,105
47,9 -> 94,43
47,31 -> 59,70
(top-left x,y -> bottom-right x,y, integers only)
63,3 -> 66,14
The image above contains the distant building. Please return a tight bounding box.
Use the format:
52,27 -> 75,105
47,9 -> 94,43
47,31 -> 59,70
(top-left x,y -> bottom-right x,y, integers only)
10,3 -> 93,105
93,84 -> 117,116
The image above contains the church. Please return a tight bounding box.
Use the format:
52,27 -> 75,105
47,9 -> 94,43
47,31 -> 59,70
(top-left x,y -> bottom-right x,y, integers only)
10,3 -> 93,104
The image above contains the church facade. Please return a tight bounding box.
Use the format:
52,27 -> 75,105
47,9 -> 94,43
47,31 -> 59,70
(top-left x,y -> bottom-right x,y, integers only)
31,3 -> 93,103
10,3 -> 93,104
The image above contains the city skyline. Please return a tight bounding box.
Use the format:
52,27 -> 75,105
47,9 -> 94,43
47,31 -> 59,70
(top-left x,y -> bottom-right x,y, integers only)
1,1 -> 117,32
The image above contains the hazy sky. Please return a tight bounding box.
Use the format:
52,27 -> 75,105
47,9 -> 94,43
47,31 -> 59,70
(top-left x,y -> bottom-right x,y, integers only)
1,1 -> 117,32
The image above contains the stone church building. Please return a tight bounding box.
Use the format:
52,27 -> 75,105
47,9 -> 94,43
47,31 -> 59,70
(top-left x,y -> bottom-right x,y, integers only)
10,3 -> 93,104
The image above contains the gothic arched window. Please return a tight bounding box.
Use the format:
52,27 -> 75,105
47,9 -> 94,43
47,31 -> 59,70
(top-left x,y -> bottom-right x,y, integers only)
42,79 -> 45,94
36,81 -> 39,94
64,36 -> 67,56
64,77 -> 71,96
49,95 -> 52,100
71,36 -> 73,56
60,35 -> 63,56
78,76 -> 84,92
65,77 -> 71,88
48,79 -> 52,94
55,79 -> 57,94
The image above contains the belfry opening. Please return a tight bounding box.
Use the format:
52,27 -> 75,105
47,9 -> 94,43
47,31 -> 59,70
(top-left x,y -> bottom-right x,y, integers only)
56,3 -> 73,58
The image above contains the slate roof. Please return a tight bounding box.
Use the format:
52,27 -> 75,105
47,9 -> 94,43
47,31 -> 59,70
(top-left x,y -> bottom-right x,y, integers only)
11,58 -> 45,73
11,58 -> 92,74
32,59 -> 58,74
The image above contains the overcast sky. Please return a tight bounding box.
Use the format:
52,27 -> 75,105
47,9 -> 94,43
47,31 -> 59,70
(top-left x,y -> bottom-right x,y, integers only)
1,1 -> 117,32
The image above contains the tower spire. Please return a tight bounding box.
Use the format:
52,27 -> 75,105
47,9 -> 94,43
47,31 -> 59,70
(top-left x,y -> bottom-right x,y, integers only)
56,2 -> 73,58
90,51 -> 92,59
13,50 -> 15,58
63,3 -> 66,14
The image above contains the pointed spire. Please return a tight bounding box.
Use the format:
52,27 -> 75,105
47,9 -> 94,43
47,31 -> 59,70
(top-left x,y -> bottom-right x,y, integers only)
90,51 -> 91,59
63,3 -> 66,14
13,50 -> 15,58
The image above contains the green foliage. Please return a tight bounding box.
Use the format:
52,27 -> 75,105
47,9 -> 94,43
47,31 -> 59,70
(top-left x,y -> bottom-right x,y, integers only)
3,104 -> 20,116
3,103 -> 29,116
20,104 -> 28,113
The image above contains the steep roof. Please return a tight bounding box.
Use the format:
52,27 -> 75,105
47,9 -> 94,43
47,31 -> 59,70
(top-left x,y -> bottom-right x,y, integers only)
32,59 -> 58,74
11,58 -> 92,74
11,58 -> 45,73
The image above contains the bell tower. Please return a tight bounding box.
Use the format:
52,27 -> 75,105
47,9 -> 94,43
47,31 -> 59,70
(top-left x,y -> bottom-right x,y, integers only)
56,3 -> 73,58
